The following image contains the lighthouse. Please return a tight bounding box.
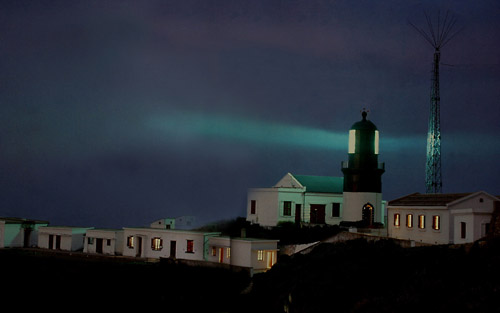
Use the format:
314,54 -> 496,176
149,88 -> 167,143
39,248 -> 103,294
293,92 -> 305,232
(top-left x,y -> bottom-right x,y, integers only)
341,110 -> 385,225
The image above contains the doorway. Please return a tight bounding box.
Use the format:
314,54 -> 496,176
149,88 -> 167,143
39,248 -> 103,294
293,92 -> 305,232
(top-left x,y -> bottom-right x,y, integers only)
96,238 -> 103,254
55,235 -> 61,250
267,251 -> 275,269
295,204 -> 301,224
136,237 -> 143,257
219,248 -> 224,263
362,203 -> 375,226
170,240 -> 176,258
23,227 -> 32,248
310,204 -> 326,224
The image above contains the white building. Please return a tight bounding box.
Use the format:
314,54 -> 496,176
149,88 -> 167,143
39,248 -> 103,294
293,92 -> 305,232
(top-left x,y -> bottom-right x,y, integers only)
122,227 -> 221,260
83,229 -> 124,255
121,226 -> 279,272
247,111 -> 386,228
150,216 -> 198,230
207,236 -> 279,272
387,191 -> 499,245
247,173 -> 344,227
0,217 -> 49,248
38,226 -> 93,251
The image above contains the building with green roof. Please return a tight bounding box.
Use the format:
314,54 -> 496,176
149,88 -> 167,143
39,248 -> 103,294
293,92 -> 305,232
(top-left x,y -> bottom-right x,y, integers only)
246,111 -> 386,227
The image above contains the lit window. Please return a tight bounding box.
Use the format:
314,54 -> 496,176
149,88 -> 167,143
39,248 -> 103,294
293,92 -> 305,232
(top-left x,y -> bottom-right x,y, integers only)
227,248 -> 231,259
461,222 -> 466,239
418,215 -> 425,229
251,200 -> 256,215
348,129 -> 356,153
332,203 -> 340,217
257,250 -> 264,261
151,237 -> 163,251
186,240 -> 194,253
283,201 -> 292,216
406,214 -> 413,228
432,216 -> 440,230
212,246 -> 216,256
394,214 -> 400,227
374,130 -> 380,155
127,236 -> 134,248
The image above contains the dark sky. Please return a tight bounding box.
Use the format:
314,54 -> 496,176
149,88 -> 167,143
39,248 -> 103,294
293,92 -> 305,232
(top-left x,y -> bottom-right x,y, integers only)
1,0 -> 499,228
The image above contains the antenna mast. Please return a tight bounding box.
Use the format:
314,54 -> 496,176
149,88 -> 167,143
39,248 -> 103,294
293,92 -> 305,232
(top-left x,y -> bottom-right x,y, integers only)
410,10 -> 460,194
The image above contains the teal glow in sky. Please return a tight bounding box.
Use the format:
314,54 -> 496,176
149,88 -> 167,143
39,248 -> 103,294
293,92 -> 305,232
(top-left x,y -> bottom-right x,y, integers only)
147,110 -> 500,156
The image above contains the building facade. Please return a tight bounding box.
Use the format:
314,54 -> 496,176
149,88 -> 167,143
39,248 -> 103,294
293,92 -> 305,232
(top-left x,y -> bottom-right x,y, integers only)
38,226 -> 93,251
387,191 -> 499,245
83,229 -> 124,255
246,173 -> 344,227
207,236 -> 278,272
0,217 -> 49,248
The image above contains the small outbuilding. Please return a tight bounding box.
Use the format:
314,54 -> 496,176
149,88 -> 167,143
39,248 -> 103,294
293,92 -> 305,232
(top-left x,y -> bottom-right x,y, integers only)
0,217 -> 49,248
122,227 -> 220,260
38,226 -> 93,251
207,236 -> 279,272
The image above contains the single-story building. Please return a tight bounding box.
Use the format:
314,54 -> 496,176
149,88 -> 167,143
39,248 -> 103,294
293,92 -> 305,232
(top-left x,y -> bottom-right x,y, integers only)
121,226 -> 279,272
207,236 -> 279,272
83,229 -> 124,256
38,226 -> 94,251
122,227 -> 220,260
387,191 -> 499,245
0,217 -> 49,248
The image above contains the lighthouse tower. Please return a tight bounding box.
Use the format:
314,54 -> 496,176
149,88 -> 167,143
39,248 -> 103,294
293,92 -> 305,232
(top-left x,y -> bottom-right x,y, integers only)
341,110 -> 385,225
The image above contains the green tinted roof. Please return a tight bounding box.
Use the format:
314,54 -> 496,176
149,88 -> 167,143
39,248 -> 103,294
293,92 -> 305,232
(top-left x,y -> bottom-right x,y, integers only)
293,175 -> 344,194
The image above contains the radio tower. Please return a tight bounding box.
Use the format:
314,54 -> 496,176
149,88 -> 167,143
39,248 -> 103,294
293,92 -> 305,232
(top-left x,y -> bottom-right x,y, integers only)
410,11 -> 460,194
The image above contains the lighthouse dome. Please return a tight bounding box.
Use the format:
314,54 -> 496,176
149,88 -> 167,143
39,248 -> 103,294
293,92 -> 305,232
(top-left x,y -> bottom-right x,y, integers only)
350,111 -> 378,131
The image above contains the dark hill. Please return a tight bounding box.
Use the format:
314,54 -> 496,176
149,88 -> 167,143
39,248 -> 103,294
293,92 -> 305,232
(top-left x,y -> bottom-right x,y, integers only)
235,238 -> 500,313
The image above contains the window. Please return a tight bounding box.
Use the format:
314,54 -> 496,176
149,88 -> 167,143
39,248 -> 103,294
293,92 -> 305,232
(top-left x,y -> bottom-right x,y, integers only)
406,214 -> 413,228
186,240 -> 194,253
251,200 -> 256,215
212,246 -> 216,256
418,215 -> 425,229
127,236 -> 134,248
461,222 -> 466,239
283,201 -> 292,216
394,214 -> 400,227
432,216 -> 440,230
107,239 -> 111,246
332,203 -> 340,217
348,129 -> 356,153
257,250 -> 264,261
151,237 -> 163,251
374,130 -> 380,155
227,248 -> 231,259
88,237 -> 94,245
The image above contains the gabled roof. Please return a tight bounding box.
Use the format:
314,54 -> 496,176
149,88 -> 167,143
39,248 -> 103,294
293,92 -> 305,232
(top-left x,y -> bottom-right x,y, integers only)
293,174 -> 344,194
388,192 -> 473,207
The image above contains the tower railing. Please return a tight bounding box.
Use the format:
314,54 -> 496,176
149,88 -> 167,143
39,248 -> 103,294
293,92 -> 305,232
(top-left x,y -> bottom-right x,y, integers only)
341,161 -> 385,170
